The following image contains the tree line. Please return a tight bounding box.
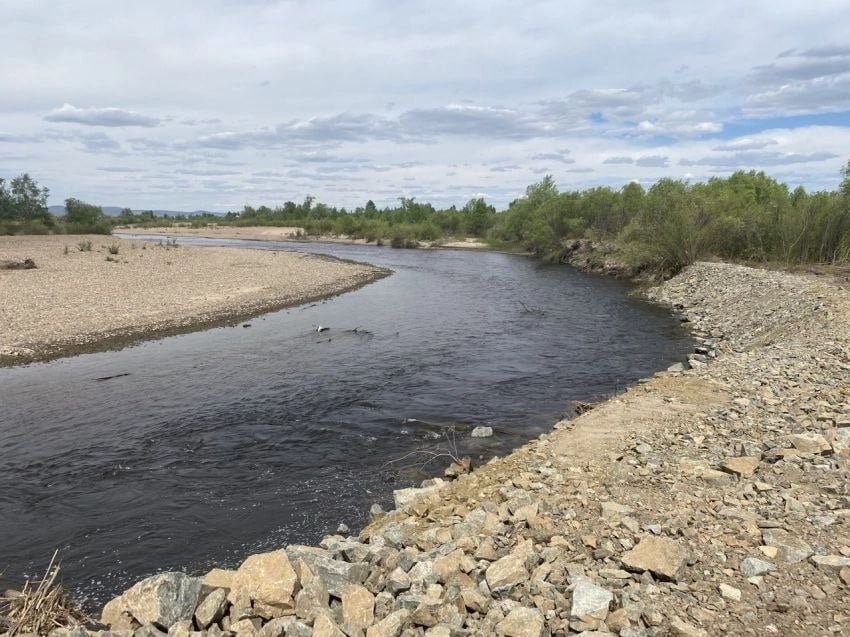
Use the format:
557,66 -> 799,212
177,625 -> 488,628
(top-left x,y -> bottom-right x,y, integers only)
3,161 -> 849,274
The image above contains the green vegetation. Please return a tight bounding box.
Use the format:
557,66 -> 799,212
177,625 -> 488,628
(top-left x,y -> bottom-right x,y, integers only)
4,163 -> 850,277
0,174 -> 111,235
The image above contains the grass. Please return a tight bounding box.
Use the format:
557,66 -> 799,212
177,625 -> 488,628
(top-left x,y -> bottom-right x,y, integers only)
107,243 -> 120,255
0,551 -> 87,636
77,240 -> 92,252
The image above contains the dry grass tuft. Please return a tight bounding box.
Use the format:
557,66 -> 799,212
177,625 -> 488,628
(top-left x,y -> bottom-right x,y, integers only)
0,551 -> 88,636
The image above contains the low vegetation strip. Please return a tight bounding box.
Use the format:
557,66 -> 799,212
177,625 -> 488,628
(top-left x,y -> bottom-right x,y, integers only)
14,261 -> 846,636
0,235 -> 389,365
4,161 -> 850,277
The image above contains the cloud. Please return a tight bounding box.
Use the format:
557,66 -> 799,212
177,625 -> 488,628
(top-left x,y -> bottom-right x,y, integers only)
635,119 -> 722,136
680,150 -> 838,168
530,150 -> 574,164
635,155 -> 669,167
602,156 -> 634,164
399,104 -> 560,139
712,138 -> 778,151
0,132 -> 42,143
44,104 -> 160,127
744,73 -> 850,116
76,132 -> 121,153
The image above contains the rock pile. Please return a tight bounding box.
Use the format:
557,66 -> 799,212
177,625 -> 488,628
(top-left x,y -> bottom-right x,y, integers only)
46,262 -> 850,636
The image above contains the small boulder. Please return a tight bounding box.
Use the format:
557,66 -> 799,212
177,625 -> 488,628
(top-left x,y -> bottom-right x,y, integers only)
570,579 -> 612,622
228,550 -> 298,616
721,456 -> 760,478
485,553 -> 529,593
761,528 -> 813,563
621,536 -> 687,581
120,572 -> 202,629
740,557 -> 775,577
495,607 -> 546,637
471,426 -> 493,438
342,584 -> 375,632
788,432 -> 831,454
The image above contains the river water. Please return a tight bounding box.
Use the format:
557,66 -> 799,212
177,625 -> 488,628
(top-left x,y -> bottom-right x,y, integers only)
0,238 -> 691,606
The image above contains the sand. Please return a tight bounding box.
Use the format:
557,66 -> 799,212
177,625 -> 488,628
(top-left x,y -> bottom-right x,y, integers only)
0,235 -> 388,365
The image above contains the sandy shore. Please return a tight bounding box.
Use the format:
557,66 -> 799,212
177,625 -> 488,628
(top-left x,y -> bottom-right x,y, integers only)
122,226 -> 493,251
0,235 -> 389,365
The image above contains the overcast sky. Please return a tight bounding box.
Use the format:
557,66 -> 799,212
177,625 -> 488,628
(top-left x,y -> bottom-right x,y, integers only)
2,1 -> 850,211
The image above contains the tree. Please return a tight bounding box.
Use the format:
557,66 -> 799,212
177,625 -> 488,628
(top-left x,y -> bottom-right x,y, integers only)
3,173 -> 50,220
64,198 -> 104,226
461,197 -> 494,235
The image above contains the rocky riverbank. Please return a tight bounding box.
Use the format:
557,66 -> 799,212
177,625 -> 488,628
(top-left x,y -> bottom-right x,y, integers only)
8,261 -> 850,636
0,235 -> 389,365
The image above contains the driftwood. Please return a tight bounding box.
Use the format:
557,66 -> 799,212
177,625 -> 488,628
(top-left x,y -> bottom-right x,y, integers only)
0,258 -> 36,270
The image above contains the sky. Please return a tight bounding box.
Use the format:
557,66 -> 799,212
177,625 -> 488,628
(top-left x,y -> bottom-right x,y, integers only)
2,0 -> 850,212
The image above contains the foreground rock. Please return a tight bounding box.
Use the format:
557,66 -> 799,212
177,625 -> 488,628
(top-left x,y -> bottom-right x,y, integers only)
71,262 -> 850,637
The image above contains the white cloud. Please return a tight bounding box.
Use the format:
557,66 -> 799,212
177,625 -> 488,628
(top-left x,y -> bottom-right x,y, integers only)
44,104 -> 160,127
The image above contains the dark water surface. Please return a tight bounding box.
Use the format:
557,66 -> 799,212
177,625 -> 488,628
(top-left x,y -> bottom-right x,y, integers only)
0,238 -> 691,606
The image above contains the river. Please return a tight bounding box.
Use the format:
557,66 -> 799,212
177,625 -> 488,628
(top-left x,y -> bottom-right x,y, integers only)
0,238 -> 691,606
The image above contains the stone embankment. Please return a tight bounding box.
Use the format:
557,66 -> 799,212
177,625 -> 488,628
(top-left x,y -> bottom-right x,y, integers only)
38,263 -> 850,636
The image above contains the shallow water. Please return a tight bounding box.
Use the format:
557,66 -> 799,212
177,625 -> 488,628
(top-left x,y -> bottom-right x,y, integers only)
0,238 -> 691,606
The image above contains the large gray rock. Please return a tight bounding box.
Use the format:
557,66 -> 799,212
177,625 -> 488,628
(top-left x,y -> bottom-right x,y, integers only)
620,536 -> 688,581
120,572 -> 202,629
570,579 -> 612,621
287,545 -> 369,598
740,557 -> 775,577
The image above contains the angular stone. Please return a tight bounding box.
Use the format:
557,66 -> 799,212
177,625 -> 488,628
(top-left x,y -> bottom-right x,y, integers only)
342,584 -> 375,631
495,607 -> 546,637
460,587 -> 490,614
620,536 -> 687,581
570,579 -> 612,621
432,549 -> 464,583
386,567 -> 411,594
670,617 -> 707,637
366,609 -> 410,637
194,588 -> 228,629
761,528 -> 813,563
228,550 -> 298,616
721,456 -> 760,478
719,583 -> 741,601
600,501 -> 634,519
287,545 -> 369,598
202,568 -> 236,590
788,432 -> 831,454
393,480 -> 446,510
740,557 -> 775,577
135,624 -> 168,637
166,619 -> 192,637
313,614 -> 345,637
120,572 -> 202,629
810,555 -> 850,570
485,553 -> 529,592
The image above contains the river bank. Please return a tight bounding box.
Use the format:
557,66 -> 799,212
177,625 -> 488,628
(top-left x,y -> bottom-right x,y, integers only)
6,260 -> 841,636
0,235 -> 389,366
118,226 -> 499,253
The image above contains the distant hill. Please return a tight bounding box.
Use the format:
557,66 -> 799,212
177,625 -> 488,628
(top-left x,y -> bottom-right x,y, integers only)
48,205 -> 223,217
